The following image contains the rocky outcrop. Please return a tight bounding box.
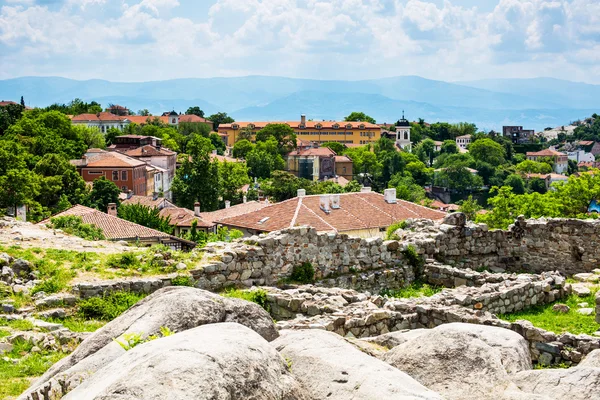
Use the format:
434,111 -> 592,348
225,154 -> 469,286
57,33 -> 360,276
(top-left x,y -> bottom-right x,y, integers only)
273,329 -> 443,399
512,367 -> 600,400
578,349 -> 600,368
383,323 -> 532,399
63,323 -> 308,400
19,287 -> 278,400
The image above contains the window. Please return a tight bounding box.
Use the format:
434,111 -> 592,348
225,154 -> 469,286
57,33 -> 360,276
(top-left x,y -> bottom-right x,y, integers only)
121,171 -> 127,181
121,186 -> 127,191
248,123 -> 255,129
315,123 -> 322,129
346,124 -> 353,129
88,171 -> 102,175
342,166 -> 347,174
404,132 -> 408,140
112,171 -> 119,180
232,124 -> 239,129
333,124 -> 339,129
155,174 -> 161,182
172,118 -> 176,123
359,124 -> 365,129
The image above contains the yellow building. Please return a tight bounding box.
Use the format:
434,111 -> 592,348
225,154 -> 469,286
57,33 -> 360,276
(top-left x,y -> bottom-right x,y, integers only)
218,114 -> 381,146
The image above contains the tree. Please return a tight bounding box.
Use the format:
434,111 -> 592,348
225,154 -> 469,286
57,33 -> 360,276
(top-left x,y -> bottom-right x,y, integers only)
528,177 -> 547,194
389,172 -> 426,203
469,138 -> 506,166
76,125 -> 106,149
237,126 -> 254,142
20,96 -> 25,107
405,161 -> 433,186
440,140 -> 459,154
0,103 -> 25,135
219,161 -> 251,204
33,153 -> 88,208
88,176 -> 121,212
246,148 -> 285,179
504,174 -> 526,194
344,180 -> 362,192
171,135 -> 221,211
209,133 -> 226,155
344,112 -> 376,124
515,160 -> 552,174
0,169 -> 40,216
117,204 -> 173,234
321,141 -> 345,155
208,112 -> 234,131
310,181 -> 344,195
232,139 -> 255,159
138,109 -> 150,116
255,123 -> 297,154
458,195 -> 482,220
434,165 -> 483,192
262,171 -> 311,201
186,106 -> 205,118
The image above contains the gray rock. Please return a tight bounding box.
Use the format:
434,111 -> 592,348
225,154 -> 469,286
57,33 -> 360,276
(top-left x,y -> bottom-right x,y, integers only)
553,304 -> 570,313
63,323 -> 308,400
0,342 -> 13,354
383,323 -> 532,400
273,329 -> 443,400
572,284 -> 592,297
512,367 -> 600,400
443,212 -> 466,227
0,252 -> 12,267
2,303 -> 15,313
11,258 -> 32,277
20,287 -> 278,400
576,308 -> 594,316
359,330 -> 413,349
37,308 -> 66,319
175,262 -> 187,270
578,349 -> 600,368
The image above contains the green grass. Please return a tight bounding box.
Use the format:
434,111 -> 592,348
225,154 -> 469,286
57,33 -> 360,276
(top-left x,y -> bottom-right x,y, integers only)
0,329 -> 11,338
78,291 -> 146,321
381,280 -> 442,298
222,288 -> 270,312
0,319 -> 34,331
499,287 -> 600,335
0,378 -> 31,399
41,317 -> 105,333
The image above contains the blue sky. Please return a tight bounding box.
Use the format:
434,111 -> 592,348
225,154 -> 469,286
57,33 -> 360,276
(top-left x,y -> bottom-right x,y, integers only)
1,0 -> 599,83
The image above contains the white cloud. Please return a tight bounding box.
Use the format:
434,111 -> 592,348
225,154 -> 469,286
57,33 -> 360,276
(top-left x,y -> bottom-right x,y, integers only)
0,0 -> 599,83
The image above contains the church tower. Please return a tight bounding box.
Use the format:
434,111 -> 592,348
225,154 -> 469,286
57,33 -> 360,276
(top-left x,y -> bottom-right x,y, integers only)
395,111 -> 411,151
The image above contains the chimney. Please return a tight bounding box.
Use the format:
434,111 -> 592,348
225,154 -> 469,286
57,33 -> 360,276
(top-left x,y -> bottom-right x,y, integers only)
319,195 -> 331,213
225,200 -> 231,209
301,114 -> 306,125
127,190 -> 134,199
194,201 -> 201,217
212,149 -> 217,155
297,189 -> 306,197
81,155 -> 88,166
384,188 -> 397,204
330,194 -> 341,209
107,203 -> 117,216
243,195 -> 247,203
360,186 -> 372,193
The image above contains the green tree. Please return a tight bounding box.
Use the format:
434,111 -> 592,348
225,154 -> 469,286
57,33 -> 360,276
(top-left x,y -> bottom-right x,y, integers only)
88,176 -> 121,212
468,138 -> 506,166
232,139 -> 255,159
219,161 -> 251,204
0,103 -> 25,135
0,169 -> 40,217
321,141 -> 345,155
515,160 -> 552,174
344,180 -> 362,192
440,140 -> 459,154
310,181 -> 344,194
33,153 -> 88,208
389,172 -> 426,203
237,126 -> 254,142
105,127 -> 122,146
528,177 -> 547,194
434,165 -> 483,192
344,112 -> 376,124
262,171 -> 311,201
504,174 -> 526,194
138,109 -> 150,116
209,133 -> 226,155
171,135 -> 221,211
117,204 -> 173,234
457,195 -> 482,220
405,161 -> 433,186
76,125 -> 106,149
208,112 -> 234,131
186,106 -> 205,118
255,123 -> 297,154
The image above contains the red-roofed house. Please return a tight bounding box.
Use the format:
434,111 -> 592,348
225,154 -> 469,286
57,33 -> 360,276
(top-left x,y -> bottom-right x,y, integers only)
70,112 -> 130,133
526,149 -> 569,174
71,152 -> 148,195
219,189 -> 445,238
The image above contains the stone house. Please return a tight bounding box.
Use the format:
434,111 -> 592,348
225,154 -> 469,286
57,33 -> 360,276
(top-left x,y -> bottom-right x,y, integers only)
526,149 -> 569,174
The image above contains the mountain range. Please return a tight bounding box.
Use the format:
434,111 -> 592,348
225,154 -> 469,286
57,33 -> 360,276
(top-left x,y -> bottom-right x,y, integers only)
1,75 -> 599,131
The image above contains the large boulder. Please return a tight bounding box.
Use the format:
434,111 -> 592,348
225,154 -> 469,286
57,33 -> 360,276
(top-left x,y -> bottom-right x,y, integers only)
19,287 -> 278,400
63,323 -> 308,400
578,349 -> 600,368
512,367 -> 600,400
273,329 -> 443,400
383,323 -> 532,400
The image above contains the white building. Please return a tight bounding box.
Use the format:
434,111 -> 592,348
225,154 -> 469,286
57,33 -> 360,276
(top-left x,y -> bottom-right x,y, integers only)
456,134 -> 472,150
394,113 -> 412,151
567,150 -> 595,163
71,112 -> 130,133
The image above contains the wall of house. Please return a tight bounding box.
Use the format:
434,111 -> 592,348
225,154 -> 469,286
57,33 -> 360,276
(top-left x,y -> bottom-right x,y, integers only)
218,127 -> 381,146
335,161 -> 353,180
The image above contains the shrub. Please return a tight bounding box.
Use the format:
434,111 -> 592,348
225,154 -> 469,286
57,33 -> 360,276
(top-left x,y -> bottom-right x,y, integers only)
402,245 -> 424,269
171,275 -> 196,287
78,291 -> 146,321
48,216 -> 105,241
222,288 -> 270,312
385,220 -> 407,240
380,280 -> 441,298
290,262 -> 315,284
106,252 -> 140,269
114,326 -> 175,351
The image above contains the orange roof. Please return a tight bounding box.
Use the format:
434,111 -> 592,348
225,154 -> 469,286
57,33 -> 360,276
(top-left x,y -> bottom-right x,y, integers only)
526,149 -> 566,157
334,155 -> 352,163
38,205 -> 192,243
159,207 -> 213,228
121,195 -> 174,209
71,112 -> 128,122
126,116 -> 169,125
219,192 -> 445,233
219,120 -> 380,130
124,145 -> 176,157
200,201 -> 270,226
325,176 -> 350,187
289,147 -> 336,157
82,152 -> 146,168
579,141 -> 594,146
0,100 -> 18,106
178,115 -> 212,124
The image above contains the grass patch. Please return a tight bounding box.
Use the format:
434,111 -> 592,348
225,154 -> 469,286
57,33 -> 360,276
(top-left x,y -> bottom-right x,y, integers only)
171,275 -> 196,287
41,317 -> 105,333
78,291 -> 146,321
222,288 -> 270,312
30,258 -> 75,295
0,378 -> 31,399
0,329 -> 11,338
385,220 -> 407,240
0,319 -> 34,331
499,287 -> 600,335
289,262 -> 315,284
381,280 -> 442,298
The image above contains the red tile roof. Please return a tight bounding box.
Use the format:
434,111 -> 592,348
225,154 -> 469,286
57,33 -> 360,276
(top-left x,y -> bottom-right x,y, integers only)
219,192 -> 445,234
121,195 -> 174,209
159,207 -> 213,228
200,201 -> 269,226
288,147 -> 337,157
79,152 -> 146,168
123,145 -> 176,157
334,155 -> 352,163
325,176 -> 350,186
71,112 -> 128,122
38,205 -> 192,244
526,149 -> 566,157
219,121 -> 380,130
0,101 -> 18,106
178,115 -> 212,124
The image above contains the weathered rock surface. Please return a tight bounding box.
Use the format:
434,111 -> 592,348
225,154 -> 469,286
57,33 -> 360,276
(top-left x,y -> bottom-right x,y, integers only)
512,367 -> 600,400
578,349 -> 600,368
273,329 -> 443,399
19,286 -> 278,400
383,323 -> 532,399
63,323 -> 308,400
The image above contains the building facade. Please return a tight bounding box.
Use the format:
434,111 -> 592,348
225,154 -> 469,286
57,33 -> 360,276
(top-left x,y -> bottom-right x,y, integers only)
526,149 -> 569,174
503,126 -> 536,144
71,112 -> 130,133
218,115 -> 381,146
455,134 -> 471,150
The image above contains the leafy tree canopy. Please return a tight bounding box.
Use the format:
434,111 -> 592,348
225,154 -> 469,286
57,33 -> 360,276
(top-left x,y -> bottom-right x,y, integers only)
344,112 -> 376,124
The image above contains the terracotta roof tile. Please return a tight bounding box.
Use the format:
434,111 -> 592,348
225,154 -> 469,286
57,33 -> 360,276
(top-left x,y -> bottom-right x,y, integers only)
178,115 -> 212,124
219,121 -> 380,130
219,192 -> 445,234
81,152 -> 147,168
122,195 -> 174,209
526,149 -> 566,157
200,201 -> 269,226
124,145 -> 176,157
159,207 -> 213,228
289,147 -> 336,157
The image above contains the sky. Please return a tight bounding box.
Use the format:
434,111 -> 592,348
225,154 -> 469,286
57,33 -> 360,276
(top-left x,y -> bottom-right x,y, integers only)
1,0 -> 600,83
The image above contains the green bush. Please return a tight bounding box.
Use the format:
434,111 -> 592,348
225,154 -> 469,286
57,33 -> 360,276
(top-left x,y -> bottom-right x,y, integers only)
385,220 -> 407,240
290,262 -> 315,284
402,245 -> 424,269
78,291 -> 146,321
48,216 -> 105,241
171,275 -> 196,287
106,252 -> 140,269
381,280 -> 441,298
222,288 -> 270,312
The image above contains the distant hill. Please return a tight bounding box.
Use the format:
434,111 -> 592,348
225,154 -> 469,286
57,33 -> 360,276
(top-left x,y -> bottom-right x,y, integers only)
1,75 -> 599,131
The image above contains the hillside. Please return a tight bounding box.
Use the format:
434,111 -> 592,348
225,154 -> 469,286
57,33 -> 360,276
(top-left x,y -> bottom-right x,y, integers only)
2,75 -> 599,130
